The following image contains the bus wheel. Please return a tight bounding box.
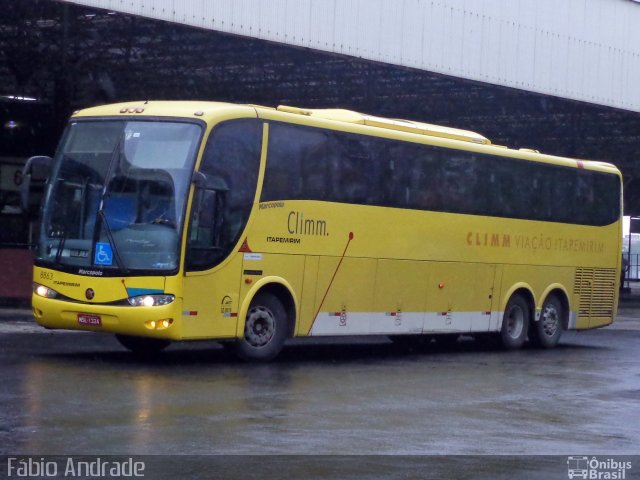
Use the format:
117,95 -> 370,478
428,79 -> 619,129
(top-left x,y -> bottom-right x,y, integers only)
530,294 -> 564,348
500,294 -> 530,350
234,292 -> 288,362
115,334 -> 171,356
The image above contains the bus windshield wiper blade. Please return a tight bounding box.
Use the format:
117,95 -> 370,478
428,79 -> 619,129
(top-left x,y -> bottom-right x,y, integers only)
54,229 -> 67,265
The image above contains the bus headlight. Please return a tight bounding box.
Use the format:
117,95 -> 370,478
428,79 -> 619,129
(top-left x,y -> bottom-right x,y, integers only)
127,294 -> 175,307
34,282 -> 59,299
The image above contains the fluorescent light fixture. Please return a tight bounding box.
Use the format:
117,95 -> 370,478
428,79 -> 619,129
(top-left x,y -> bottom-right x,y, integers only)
2,95 -> 38,102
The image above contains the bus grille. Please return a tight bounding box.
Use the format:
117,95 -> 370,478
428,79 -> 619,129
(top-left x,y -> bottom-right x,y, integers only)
573,268 -> 616,319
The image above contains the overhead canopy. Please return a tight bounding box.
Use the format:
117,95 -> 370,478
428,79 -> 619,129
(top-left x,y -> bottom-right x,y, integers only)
60,0 -> 640,113
2,0 -> 640,214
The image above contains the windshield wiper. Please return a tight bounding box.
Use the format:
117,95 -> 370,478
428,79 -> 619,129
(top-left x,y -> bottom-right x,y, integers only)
91,132 -> 129,273
54,229 -> 67,265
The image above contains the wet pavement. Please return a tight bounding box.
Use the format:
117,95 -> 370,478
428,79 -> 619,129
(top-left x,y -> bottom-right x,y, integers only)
1,305 -> 639,456
0,305 -> 639,478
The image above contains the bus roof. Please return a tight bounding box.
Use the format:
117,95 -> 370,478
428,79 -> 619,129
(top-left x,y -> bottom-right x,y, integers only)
71,100 -> 620,175
275,105 -> 491,145
72,100 -> 256,121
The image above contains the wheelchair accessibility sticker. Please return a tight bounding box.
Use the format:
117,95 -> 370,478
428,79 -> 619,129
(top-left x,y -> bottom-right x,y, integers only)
94,242 -> 113,266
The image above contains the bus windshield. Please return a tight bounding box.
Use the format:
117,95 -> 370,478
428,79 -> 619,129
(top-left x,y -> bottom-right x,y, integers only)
37,119 -> 201,274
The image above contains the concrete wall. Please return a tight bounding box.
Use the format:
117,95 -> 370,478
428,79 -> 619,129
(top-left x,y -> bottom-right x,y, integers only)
61,0 -> 640,112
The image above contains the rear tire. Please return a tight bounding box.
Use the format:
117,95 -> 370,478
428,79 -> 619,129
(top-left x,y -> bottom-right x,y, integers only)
500,294 -> 530,350
115,334 -> 171,356
530,294 -> 564,348
233,292 -> 288,362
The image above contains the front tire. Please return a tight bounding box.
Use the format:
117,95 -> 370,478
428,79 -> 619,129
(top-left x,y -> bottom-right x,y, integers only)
233,292 -> 288,362
530,294 -> 564,348
500,294 -> 530,350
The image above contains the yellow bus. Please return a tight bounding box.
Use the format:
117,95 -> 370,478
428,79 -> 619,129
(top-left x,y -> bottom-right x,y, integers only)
28,101 -> 622,360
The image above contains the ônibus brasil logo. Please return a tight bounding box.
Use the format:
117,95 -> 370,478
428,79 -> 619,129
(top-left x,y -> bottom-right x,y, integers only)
567,456 -> 632,480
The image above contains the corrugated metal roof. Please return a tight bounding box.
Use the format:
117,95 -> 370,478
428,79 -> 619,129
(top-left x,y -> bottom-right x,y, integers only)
59,0 -> 640,112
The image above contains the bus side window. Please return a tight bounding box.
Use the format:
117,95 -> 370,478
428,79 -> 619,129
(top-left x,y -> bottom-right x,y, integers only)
186,119 -> 262,271
335,137 -> 366,204
333,134 -> 386,206
301,137 -> 331,201
189,188 -> 218,246
263,123 -> 331,202
415,148 -> 444,211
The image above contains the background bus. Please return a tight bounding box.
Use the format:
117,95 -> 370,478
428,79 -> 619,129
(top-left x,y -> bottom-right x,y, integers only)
26,101 -> 622,360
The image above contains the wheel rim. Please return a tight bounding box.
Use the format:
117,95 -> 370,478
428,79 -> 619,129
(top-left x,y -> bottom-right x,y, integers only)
245,306 -> 276,348
506,304 -> 525,339
541,303 -> 560,337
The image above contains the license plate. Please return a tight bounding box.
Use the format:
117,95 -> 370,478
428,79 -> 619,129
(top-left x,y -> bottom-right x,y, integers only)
78,313 -> 102,326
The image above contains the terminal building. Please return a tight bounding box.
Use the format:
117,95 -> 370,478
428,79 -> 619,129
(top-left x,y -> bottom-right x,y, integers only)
1,0 -> 640,300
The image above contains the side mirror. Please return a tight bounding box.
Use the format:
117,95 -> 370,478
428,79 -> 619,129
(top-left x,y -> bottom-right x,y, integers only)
20,155 -> 52,218
192,171 -> 229,192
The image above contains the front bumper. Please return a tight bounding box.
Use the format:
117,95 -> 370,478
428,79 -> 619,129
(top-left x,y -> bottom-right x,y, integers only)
32,294 -> 183,340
